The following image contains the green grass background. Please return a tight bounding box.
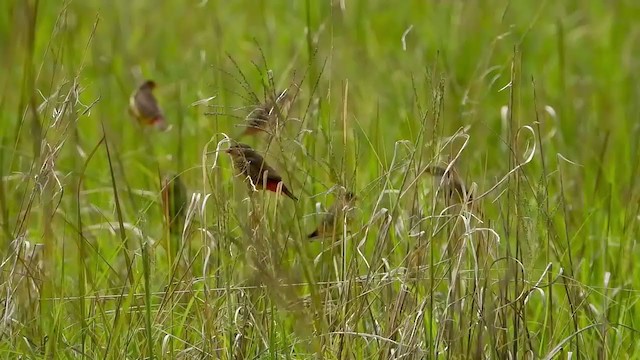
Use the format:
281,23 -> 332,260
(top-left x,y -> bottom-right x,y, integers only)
1,0 -> 640,358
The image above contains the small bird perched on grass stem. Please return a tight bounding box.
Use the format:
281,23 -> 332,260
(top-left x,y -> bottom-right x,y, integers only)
225,143 -> 298,201
129,80 -> 168,131
308,191 -> 356,239
239,90 -> 292,138
426,165 -> 473,204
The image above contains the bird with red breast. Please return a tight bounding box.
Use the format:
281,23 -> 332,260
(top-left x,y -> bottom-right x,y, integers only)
225,142 -> 298,201
129,80 -> 169,131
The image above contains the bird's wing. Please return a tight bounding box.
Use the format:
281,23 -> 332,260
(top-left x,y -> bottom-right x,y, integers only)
263,163 -> 283,183
134,90 -> 163,119
426,165 -> 447,177
243,158 -> 265,184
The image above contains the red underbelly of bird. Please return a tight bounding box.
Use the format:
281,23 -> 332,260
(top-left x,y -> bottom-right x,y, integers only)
265,180 -> 281,192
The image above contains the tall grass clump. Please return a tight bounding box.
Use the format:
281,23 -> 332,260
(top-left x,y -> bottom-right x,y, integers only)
1,0 -> 639,358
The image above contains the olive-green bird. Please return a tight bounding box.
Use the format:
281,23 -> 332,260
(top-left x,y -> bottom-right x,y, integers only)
239,90 -> 292,137
308,191 -> 356,239
426,165 -> 473,203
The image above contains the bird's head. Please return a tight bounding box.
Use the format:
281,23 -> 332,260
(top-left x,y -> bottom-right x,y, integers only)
141,80 -> 157,90
225,142 -> 253,157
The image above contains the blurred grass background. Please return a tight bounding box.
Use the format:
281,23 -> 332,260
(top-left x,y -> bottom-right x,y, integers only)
1,0 -> 640,358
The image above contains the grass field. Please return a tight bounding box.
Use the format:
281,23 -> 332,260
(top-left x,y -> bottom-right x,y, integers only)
2,0 -> 640,358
